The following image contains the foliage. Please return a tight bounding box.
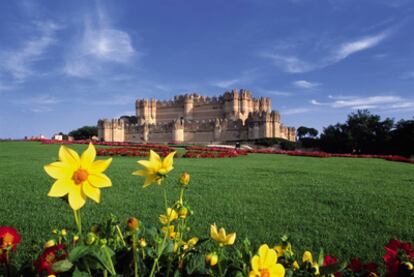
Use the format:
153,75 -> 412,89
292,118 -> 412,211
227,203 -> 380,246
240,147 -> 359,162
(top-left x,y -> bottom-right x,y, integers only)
68,126 -> 98,140
297,126 -> 318,140
1,141 -> 414,269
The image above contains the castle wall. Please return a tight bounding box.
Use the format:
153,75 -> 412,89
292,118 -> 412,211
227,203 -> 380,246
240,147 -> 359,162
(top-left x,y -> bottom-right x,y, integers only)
99,90 -> 296,143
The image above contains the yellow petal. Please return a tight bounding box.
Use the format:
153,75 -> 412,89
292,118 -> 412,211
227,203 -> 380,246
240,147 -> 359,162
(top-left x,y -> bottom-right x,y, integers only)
82,182 -> 101,203
225,232 -> 236,245
264,248 -> 277,267
218,227 -> 227,241
149,150 -> 161,164
258,244 -> 270,266
302,251 -> 313,263
48,179 -> 70,197
273,263 -> 285,277
248,271 -> 258,277
88,173 -> 112,188
80,143 -> 96,170
44,162 -> 73,179
162,151 -> 176,169
132,169 -> 148,176
89,158 -> 112,174
143,175 -> 155,187
251,255 -> 260,273
138,160 -> 159,172
210,224 -> 219,241
68,188 -> 86,210
59,145 -> 80,167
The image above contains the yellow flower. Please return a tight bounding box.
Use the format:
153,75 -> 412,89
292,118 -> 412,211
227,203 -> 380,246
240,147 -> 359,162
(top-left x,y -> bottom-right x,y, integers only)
210,223 -> 236,246
302,251 -> 313,263
132,150 -> 176,188
161,225 -> 179,239
44,143 -> 112,211
302,251 -> 320,275
249,244 -> 285,277
206,253 -> 218,266
159,208 -> 179,225
179,172 -> 190,186
183,237 -> 199,251
44,240 -> 56,249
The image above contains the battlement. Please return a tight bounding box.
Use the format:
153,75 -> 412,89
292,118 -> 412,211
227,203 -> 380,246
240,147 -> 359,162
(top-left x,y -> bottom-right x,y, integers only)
98,89 -> 296,143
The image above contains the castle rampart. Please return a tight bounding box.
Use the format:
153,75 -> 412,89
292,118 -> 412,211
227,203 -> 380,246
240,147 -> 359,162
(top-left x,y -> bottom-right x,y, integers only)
98,90 -> 295,144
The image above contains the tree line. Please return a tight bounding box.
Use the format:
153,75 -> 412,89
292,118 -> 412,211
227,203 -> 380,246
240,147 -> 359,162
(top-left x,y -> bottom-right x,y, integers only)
298,110 -> 414,157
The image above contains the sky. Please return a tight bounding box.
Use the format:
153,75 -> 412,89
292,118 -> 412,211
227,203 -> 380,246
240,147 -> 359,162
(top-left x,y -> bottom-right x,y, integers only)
0,0 -> 413,138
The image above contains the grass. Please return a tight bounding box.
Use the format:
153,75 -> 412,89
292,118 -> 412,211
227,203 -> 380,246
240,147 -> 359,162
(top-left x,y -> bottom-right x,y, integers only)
1,141 -> 414,266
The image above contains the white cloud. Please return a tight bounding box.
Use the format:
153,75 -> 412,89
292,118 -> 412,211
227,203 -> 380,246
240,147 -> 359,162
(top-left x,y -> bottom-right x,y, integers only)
281,107 -> 311,115
11,94 -> 62,113
333,32 -> 389,61
64,7 -> 136,78
263,29 -> 392,73
293,80 -> 320,89
212,79 -> 239,89
310,95 -> 407,110
262,54 -> 313,73
0,21 -> 60,80
260,89 -> 292,96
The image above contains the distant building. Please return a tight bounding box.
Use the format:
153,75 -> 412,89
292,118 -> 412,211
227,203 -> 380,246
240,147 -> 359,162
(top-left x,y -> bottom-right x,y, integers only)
52,134 -> 63,141
98,89 -> 296,143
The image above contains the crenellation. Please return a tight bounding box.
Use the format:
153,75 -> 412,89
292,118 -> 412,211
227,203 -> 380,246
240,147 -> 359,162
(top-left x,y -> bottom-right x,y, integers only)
98,89 -> 296,143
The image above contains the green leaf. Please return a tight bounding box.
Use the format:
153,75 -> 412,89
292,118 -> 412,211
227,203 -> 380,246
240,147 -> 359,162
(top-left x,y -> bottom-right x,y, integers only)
186,253 -> 206,275
319,261 -> 347,275
89,246 -> 116,275
317,248 -> 324,266
51,259 -> 73,272
69,245 -> 90,262
73,266 -> 92,277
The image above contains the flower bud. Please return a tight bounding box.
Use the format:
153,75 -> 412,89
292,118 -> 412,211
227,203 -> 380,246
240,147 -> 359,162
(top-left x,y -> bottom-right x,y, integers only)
51,229 -> 58,235
44,239 -> 56,249
86,232 -> 97,245
206,253 -> 218,266
178,207 -> 188,218
61,229 -> 67,236
403,262 -> 414,270
127,217 -> 139,231
73,235 -> 79,243
179,172 -> 190,186
139,238 -> 147,248
100,238 -> 107,246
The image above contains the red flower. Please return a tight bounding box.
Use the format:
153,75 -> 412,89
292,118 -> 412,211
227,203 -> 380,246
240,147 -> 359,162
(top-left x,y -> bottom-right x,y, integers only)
0,226 -> 21,263
35,244 -> 68,275
348,258 -> 362,272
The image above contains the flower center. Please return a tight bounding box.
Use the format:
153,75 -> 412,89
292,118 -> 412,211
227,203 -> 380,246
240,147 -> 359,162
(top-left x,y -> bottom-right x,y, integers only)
72,169 -> 89,184
2,233 -> 14,247
260,269 -> 270,277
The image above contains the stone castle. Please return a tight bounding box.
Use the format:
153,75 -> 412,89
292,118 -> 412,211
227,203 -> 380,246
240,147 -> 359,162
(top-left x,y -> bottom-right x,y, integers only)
97,89 -> 296,144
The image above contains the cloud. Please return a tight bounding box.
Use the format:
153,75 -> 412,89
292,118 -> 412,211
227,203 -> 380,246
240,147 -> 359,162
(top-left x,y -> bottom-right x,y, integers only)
263,29 -> 392,73
64,6 -> 136,78
0,21 -> 60,81
281,107 -> 311,115
258,89 -> 292,96
293,80 -> 320,89
332,32 -> 389,62
11,94 -> 62,113
261,54 -> 313,73
212,79 -> 239,89
310,95 -> 406,110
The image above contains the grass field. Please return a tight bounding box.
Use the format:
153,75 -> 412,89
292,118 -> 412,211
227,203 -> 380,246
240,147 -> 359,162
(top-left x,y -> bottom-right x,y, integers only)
1,141 -> 414,266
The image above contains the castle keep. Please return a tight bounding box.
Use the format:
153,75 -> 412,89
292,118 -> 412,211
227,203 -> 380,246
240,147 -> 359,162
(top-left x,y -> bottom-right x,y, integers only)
98,89 -> 296,143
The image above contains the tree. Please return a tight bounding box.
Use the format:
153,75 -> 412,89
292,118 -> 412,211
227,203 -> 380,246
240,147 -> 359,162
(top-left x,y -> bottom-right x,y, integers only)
320,110 -> 394,154
296,126 -> 319,140
69,126 -> 98,140
390,119 -> 414,157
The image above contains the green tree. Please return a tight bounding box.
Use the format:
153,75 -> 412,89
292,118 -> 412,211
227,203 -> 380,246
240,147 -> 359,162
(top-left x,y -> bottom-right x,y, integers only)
68,126 -> 98,140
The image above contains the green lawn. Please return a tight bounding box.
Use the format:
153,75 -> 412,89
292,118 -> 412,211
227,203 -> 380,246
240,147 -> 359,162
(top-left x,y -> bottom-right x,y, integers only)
1,141 -> 414,266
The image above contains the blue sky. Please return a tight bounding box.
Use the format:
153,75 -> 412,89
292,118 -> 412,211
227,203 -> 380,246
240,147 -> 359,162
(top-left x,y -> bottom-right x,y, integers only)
0,0 -> 413,138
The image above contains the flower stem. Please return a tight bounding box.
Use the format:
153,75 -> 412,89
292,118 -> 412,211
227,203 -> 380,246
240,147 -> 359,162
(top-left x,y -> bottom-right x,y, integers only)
73,209 -> 82,237
132,232 -> 139,277
115,225 -> 126,247
103,246 -> 116,275
149,188 -> 170,277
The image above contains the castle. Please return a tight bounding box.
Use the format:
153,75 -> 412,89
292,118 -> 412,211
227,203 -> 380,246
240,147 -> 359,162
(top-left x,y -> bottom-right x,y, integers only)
97,89 -> 296,144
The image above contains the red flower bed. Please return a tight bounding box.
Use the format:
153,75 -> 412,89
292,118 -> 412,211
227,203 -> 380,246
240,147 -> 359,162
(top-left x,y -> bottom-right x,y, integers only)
96,147 -> 175,158
182,146 -> 248,158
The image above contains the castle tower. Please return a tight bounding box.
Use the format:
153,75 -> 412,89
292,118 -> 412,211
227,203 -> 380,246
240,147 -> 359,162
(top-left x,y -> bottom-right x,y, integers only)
223,90 -> 239,120
136,99 -> 157,125
184,94 -> 194,120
